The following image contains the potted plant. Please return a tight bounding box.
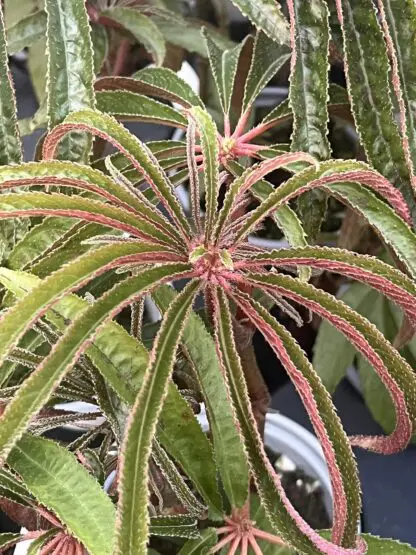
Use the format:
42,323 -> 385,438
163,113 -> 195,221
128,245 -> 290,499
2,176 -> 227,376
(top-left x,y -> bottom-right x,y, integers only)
0,0 -> 415,554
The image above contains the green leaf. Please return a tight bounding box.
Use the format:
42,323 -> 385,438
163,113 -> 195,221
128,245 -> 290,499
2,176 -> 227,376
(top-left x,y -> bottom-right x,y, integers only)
236,160 -> 416,278
27,38 -> 47,104
153,286 -> 250,511
8,434 -> 116,555
243,32 -> 291,111
214,289 -> 357,552
149,515 -> 199,539
129,67 -> 203,107
0,533 -> 22,550
96,91 -> 187,127
229,0 -> 290,45
203,30 -> 248,115
51,109 -> 191,238
154,12 -> 234,56
0,266 -> 221,513
0,5 -> 22,165
116,281 -> 200,555
101,7 -> 165,66
0,191 -> 176,247
91,23 -> 108,75
337,0 -> 415,221
178,528 -> 218,554
6,10 -> 46,54
360,533 -> 416,553
45,0 -> 95,162
190,107 -> 219,243
7,217 -> 75,270
226,160 -> 310,281
377,0 -> 416,184
0,263 -> 189,464
27,529 -> 60,555
313,282 -> 371,393
289,0 -> 331,240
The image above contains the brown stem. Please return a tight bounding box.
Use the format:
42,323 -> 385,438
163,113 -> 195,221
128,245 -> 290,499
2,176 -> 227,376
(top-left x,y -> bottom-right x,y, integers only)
113,39 -> 131,76
233,319 -> 270,437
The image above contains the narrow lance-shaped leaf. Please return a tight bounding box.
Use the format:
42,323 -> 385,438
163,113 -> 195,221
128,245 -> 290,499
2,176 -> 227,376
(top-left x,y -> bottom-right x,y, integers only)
190,107 -> 220,244
96,91 -> 187,128
233,159 -> 416,278
116,280 -> 200,555
242,31 -> 291,112
0,4 -> 21,165
226,160 -> 311,281
96,68 -> 203,108
203,30 -> 248,116
241,271 -> 416,454
8,434 -> 116,555
0,242 -> 178,374
153,285 -> 250,511
214,288 -> 361,552
228,0 -> 290,45
335,0 -> 416,222
0,263 -> 190,464
43,109 -> 192,240
288,0 -> 331,241
376,0 -> 416,192
45,0 -> 95,162
100,7 -> 165,67
238,246 -> 416,327
1,263 -> 222,516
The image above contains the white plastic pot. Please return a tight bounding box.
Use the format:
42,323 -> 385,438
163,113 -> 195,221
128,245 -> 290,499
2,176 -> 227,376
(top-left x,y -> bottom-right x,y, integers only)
198,407 -> 333,520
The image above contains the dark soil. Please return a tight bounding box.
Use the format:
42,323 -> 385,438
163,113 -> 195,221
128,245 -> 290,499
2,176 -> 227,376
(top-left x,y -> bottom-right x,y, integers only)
266,447 -> 331,530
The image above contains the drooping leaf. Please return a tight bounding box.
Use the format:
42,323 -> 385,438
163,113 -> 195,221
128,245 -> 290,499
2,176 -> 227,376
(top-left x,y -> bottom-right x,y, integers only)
116,281 -> 200,555
288,0 -> 331,240
243,271 -> 416,454
153,285 -> 250,511
0,263 -> 189,464
6,10 -> 46,54
214,288 -> 360,551
8,434 -> 116,555
229,0 -> 290,45
27,529 -> 60,555
101,7 -> 165,67
0,5 -> 21,166
0,267 -> 221,514
45,0 -> 95,162
178,528 -> 218,554
203,30 -> 248,115
96,91 -> 187,127
243,32 -> 291,112
43,109 -> 192,240
335,0 -> 416,221
97,68 -> 203,108
234,159 -> 416,278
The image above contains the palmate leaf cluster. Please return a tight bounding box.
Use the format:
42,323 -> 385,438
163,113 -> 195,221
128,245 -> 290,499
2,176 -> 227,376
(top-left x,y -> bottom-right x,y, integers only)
0,0 -> 415,554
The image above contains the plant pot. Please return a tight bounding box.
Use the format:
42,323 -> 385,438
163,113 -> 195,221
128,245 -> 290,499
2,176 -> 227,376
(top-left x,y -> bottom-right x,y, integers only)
198,407 -> 333,520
